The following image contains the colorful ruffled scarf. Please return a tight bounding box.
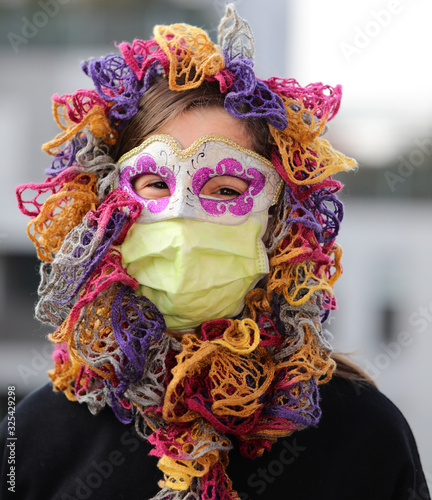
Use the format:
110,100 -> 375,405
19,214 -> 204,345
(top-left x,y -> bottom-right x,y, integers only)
16,5 -> 356,499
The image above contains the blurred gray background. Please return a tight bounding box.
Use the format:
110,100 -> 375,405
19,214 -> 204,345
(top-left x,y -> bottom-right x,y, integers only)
1,0 -> 431,479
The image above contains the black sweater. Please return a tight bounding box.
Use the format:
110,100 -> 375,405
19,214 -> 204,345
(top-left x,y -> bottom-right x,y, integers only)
0,376 -> 429,500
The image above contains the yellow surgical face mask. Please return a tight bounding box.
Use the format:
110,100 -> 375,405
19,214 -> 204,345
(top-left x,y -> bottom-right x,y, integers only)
116,213 -> 269,331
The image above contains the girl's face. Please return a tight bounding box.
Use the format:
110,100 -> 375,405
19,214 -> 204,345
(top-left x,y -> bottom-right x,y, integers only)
132,107 -> 252,201
116,106 -> 281,332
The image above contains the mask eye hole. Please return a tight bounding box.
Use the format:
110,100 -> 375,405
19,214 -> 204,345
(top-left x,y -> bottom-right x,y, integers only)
200,175 -> 249,200
132,174 -> 171,199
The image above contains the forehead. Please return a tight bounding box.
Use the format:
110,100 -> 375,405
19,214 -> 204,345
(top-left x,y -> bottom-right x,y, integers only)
155,106 -> 254,151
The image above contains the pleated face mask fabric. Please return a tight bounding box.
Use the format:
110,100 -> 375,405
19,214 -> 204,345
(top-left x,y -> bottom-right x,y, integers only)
116,213 -> 269,330
116,134 -> 282,225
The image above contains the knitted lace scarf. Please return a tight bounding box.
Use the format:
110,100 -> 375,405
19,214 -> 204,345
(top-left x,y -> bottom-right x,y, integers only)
16,5 -> 356,499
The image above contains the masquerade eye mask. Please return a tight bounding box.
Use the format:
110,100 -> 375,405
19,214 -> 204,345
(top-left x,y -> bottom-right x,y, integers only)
116,134 -> 282,225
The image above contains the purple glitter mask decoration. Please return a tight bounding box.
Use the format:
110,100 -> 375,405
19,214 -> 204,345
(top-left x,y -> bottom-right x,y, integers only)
120,154 -> 176,214
191,158 -> 265,217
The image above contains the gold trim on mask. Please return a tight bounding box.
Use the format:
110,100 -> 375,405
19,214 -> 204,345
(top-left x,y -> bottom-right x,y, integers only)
117,133 -> 275,168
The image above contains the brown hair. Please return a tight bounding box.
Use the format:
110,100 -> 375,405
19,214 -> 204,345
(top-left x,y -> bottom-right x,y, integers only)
333,352 -> 376,386
110,76 -> 271,161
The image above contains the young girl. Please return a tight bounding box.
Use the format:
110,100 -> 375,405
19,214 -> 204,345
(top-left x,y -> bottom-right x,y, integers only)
1,5 -> 429,499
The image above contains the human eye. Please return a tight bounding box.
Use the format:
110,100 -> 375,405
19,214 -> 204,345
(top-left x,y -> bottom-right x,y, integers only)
200,175 -> 249,200
132,174 -> 171,199
215,186 -> 243,197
